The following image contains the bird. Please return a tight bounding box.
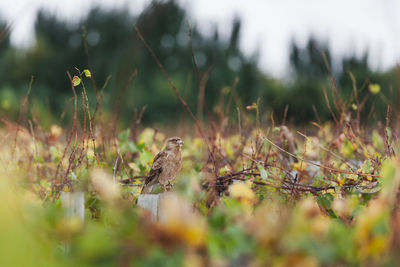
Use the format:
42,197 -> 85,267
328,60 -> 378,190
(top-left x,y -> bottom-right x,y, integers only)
140,137 -> 184,194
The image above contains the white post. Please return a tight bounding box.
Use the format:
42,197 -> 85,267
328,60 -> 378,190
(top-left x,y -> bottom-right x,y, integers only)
137,192 -> 179,222
137,194 -> 159,221
157,192 -> 179,223
61,191 -> 85,221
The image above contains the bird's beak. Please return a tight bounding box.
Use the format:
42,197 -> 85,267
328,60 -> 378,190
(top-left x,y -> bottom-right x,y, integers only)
177,140 -> 184,146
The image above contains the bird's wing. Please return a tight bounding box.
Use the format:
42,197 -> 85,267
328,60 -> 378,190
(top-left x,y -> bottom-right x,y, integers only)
144,150 -> 165,185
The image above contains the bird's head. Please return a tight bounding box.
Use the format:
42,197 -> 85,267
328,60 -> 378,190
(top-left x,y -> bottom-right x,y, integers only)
165,136 -> 184,150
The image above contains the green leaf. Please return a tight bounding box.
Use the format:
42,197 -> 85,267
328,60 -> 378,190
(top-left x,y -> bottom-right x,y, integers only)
361,159 -> 372,173
380,158 -> 397,198
69,171 -> 77,180
127,141 -> 139,153
246,103 -> 257,110
372,130 -> 384,150
257,164 -> 268,180
72,76 -> 81,86
316,193 -> 337,218
119,141 -> 139,154
83,69 -> 91,78
139,150 -> 154,166
386,127 -> 392,144
118,129 -> 130,142
209,209 -> 227,229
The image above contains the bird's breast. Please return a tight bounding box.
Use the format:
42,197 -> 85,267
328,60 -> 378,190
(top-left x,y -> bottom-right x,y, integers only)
158,151 -> 182,184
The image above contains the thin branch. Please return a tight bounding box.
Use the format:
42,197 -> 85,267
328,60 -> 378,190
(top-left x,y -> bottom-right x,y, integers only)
12,75 -> 34,158
134,25 -> 215,172
264,137 -> 381,178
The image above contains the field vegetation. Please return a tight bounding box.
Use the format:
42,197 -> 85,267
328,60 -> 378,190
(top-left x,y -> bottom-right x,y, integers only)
1,28 -> 400,266
1,2 -> 400,266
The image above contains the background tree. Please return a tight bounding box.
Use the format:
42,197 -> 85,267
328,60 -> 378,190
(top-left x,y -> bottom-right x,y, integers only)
0,1 -> 397,126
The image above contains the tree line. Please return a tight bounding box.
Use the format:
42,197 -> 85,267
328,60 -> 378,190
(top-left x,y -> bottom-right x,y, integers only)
0,1 -> 397,125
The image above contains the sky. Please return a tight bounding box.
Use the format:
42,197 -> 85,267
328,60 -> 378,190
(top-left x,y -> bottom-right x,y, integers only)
1,0 -> 399,77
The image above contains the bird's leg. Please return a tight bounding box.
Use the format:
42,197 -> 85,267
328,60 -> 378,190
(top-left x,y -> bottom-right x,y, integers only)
163,184 -> 167,192
165,181 -> 173,191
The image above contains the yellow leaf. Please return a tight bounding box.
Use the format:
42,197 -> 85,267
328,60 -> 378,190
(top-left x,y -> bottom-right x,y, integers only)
72,76 -> 81,87
159,194 -> 207,247
128,162 -> 140,172
83,69 -> 91,78
229,182 -> 256,204
90,168 -> 120,201
246,103 -> 257,110
369,83 -> 380,94
293,161 -> 307,171
50,125 -> 62,138
87,148 -> 94,160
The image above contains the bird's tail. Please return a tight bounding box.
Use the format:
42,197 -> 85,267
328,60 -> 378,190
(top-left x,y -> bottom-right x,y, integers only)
140,184 -> 153,194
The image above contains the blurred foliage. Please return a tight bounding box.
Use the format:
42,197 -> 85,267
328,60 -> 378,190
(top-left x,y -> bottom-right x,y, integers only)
2,1 -> 400,265
0,99 -> 400,265
1,1 -> 400,266
285,37 -> 398,122
0,1 -> 398,125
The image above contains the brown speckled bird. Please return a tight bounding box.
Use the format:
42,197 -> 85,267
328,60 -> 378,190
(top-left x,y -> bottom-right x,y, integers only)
140,137 -> 184,194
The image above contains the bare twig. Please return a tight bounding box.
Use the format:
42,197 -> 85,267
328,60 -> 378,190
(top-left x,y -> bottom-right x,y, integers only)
135,25 -> 216,173
113,148 -> 121,183
53,72 -> 79,192
322,86 -> 338,126
264,137 -> 380,178
12,75 -> 34,158
320,50 -> 345,115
